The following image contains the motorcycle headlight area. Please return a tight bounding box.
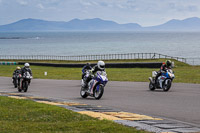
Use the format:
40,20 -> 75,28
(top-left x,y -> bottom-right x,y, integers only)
169,73 -> 173,78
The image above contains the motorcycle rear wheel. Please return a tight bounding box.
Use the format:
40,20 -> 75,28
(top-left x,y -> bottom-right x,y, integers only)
80,87 -> 88,98
149,82 -> 155,91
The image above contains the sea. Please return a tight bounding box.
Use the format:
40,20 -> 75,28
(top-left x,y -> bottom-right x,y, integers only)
0,32 -> 200,58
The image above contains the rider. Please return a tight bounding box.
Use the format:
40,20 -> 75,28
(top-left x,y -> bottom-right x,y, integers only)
12,66 -> 21,83
21,63 -> 32,85
154,60 -> 172,83
83,60 -> 105,88
82,63 -> 92,79
13,66 -> 21,76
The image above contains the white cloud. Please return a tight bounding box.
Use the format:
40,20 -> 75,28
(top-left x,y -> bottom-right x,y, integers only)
17,0 -> 28,6
37,3 -> 44,9
80,0 -> 93,6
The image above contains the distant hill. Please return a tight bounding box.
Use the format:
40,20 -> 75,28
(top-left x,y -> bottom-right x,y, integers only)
0,17 -> 200,31
0,18 -> 141,31
145,17 -> 200,31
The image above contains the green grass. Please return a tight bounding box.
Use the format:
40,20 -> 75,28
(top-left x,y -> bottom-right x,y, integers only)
0,96 -> 147,133
0,59 -> 199,84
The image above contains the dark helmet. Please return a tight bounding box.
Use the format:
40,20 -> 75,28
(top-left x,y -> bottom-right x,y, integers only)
165,60 -> 172,67
86,63 -> 90,66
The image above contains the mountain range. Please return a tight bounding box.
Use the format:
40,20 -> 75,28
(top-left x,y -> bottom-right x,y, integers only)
1,17 -> 200,31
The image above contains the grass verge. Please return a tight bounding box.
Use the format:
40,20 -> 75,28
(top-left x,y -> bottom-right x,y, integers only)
0,59 -> 199,84
0,96 -> 148,133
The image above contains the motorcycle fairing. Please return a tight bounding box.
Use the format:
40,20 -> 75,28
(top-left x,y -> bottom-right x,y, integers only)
158,76 -> 167,88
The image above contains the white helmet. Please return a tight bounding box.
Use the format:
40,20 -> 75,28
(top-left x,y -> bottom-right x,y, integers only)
24,63 -> 30,68
97,61 -> 105,70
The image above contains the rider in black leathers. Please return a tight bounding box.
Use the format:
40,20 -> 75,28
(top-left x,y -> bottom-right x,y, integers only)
13,66 -> 21,77
12,66 -> 21,85
82,63 -> 92,79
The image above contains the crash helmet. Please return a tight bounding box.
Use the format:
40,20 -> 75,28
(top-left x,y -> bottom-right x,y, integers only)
165,60 -> 172,67
16,66 -> 21,70
86,63 -> 90,66
97,61 -> 105,70
24,63 -> 30,68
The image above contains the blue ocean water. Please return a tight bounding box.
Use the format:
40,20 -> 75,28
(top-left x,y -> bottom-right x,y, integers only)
0,32 -> 200,58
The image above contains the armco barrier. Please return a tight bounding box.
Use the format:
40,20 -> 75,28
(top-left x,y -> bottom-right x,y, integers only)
18,62 -> 162,68
0,62 -> 17,65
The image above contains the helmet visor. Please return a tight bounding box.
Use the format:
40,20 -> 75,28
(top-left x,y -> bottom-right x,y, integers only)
100,65 -> 105,69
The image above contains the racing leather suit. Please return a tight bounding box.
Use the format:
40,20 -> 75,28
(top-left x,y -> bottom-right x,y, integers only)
82,64 -> 92,79
155,63 -> 171,83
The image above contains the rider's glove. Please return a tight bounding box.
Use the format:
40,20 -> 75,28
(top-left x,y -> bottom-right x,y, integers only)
89,69 -> 94,78
89,69 -> 94,74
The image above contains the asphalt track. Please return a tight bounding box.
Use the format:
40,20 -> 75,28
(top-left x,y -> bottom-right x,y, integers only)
0,77 -> 200,127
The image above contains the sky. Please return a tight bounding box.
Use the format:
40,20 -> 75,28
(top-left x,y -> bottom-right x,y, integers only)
0,0 -> 200,26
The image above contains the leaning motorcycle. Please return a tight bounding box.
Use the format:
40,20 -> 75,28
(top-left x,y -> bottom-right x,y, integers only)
149,69 -> 175,92
80,71 -> 108,100
13,73 -> 21,88
18,71 -> 32,92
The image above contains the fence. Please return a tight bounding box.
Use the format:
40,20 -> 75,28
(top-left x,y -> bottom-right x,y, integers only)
0,53 -> 199,65
185,58 -> 200,66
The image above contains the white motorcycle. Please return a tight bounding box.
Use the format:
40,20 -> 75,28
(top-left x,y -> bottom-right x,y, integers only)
149,69 -> 175,92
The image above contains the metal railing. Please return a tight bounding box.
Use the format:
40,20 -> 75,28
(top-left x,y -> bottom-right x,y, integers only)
0,53 -> 199,65
184,58 -> 200,66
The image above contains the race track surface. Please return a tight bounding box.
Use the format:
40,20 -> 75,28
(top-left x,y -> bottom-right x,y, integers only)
0,77 -> 200,127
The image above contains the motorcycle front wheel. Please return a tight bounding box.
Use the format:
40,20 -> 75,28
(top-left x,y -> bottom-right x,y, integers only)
80,87 -> 88,98
163,80 -> 172,92
13,79 -> 17,88
24,81 -> 28,92
94,85 -> 104,100
18,80 -> 22,92
18,85 -> 22,92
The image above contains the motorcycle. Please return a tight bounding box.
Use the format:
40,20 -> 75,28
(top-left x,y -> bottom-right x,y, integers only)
80,70 -> 108,99
149,69 -> 175,92
18,71 -> 32,92
12,73 -> 21,88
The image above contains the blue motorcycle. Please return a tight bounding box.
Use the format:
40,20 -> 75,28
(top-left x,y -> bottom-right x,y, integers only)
81,71 -> 108,99
149,69 -> 175,92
